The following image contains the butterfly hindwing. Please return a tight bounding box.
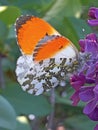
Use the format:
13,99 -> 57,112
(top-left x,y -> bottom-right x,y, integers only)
33,35 -> 78,62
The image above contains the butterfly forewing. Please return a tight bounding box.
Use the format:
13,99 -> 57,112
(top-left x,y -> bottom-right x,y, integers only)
15,15 -> 59,55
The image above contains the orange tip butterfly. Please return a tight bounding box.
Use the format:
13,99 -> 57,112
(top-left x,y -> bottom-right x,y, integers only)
15,15 -> 78,95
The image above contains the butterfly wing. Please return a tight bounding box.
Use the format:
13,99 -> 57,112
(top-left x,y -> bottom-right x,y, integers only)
15,15 -> 59,54
15,15 -> 78,95
33,35 -> 78,62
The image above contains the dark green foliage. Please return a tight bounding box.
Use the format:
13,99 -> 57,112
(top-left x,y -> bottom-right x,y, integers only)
0,0 -> 98,130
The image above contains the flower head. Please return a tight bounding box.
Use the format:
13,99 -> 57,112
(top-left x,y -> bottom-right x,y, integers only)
70,33 -> 98,122
70,7 -> 98,130
70,73 -> 86,105
79,33 -> 98,55
94,124 -> 98,130
88,7 -> 98,26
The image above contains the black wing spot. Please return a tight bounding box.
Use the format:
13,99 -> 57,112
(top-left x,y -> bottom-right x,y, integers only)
59,45 -> 63,49
15,15 -> 33,33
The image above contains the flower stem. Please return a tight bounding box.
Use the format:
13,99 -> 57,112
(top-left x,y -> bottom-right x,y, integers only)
47,88 -> 55,130
0,55 -> 5,89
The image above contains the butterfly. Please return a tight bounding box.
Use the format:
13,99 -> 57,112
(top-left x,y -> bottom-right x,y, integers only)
15,15 -> 78,95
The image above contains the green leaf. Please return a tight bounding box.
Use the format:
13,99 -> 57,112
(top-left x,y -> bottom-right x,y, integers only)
62,17 -> 79,48
0,6 -> 21,25
43,0 -> 82,18
15,0 -> 55,14
0,95 -> 16,130
65,115 -> 96,130
80,0 -> 98,6
0,0 -> 9,5
3,0 -> 55,16
0,20 -> 8,42
2,83 -> 51,117
69,17 -> 92,39
7,25 -> 15,39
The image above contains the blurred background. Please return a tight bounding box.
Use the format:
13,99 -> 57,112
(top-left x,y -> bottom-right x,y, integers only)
0,0 -> 98,130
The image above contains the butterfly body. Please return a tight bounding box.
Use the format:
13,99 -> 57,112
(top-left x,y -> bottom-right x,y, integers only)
15,15 -> 78,95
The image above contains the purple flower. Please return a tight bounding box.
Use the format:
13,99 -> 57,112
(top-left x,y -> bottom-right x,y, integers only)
88,7 -> 98,26
80,85 -> 98,121
88,107 -> 98,121
79,86 -> 95,102
94,124 -> 98,130
70,7 -> 98,130
70,33 -> 98,122
70,73 -> 86,105
79,33 -> 98,55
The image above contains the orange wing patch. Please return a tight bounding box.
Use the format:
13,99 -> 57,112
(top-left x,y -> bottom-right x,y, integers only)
33,36 -> 71,62
16,16 -> 59,54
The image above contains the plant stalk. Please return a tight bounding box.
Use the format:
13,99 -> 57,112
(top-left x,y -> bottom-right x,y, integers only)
47,88 -> 55,130
0,55 -> 5,89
